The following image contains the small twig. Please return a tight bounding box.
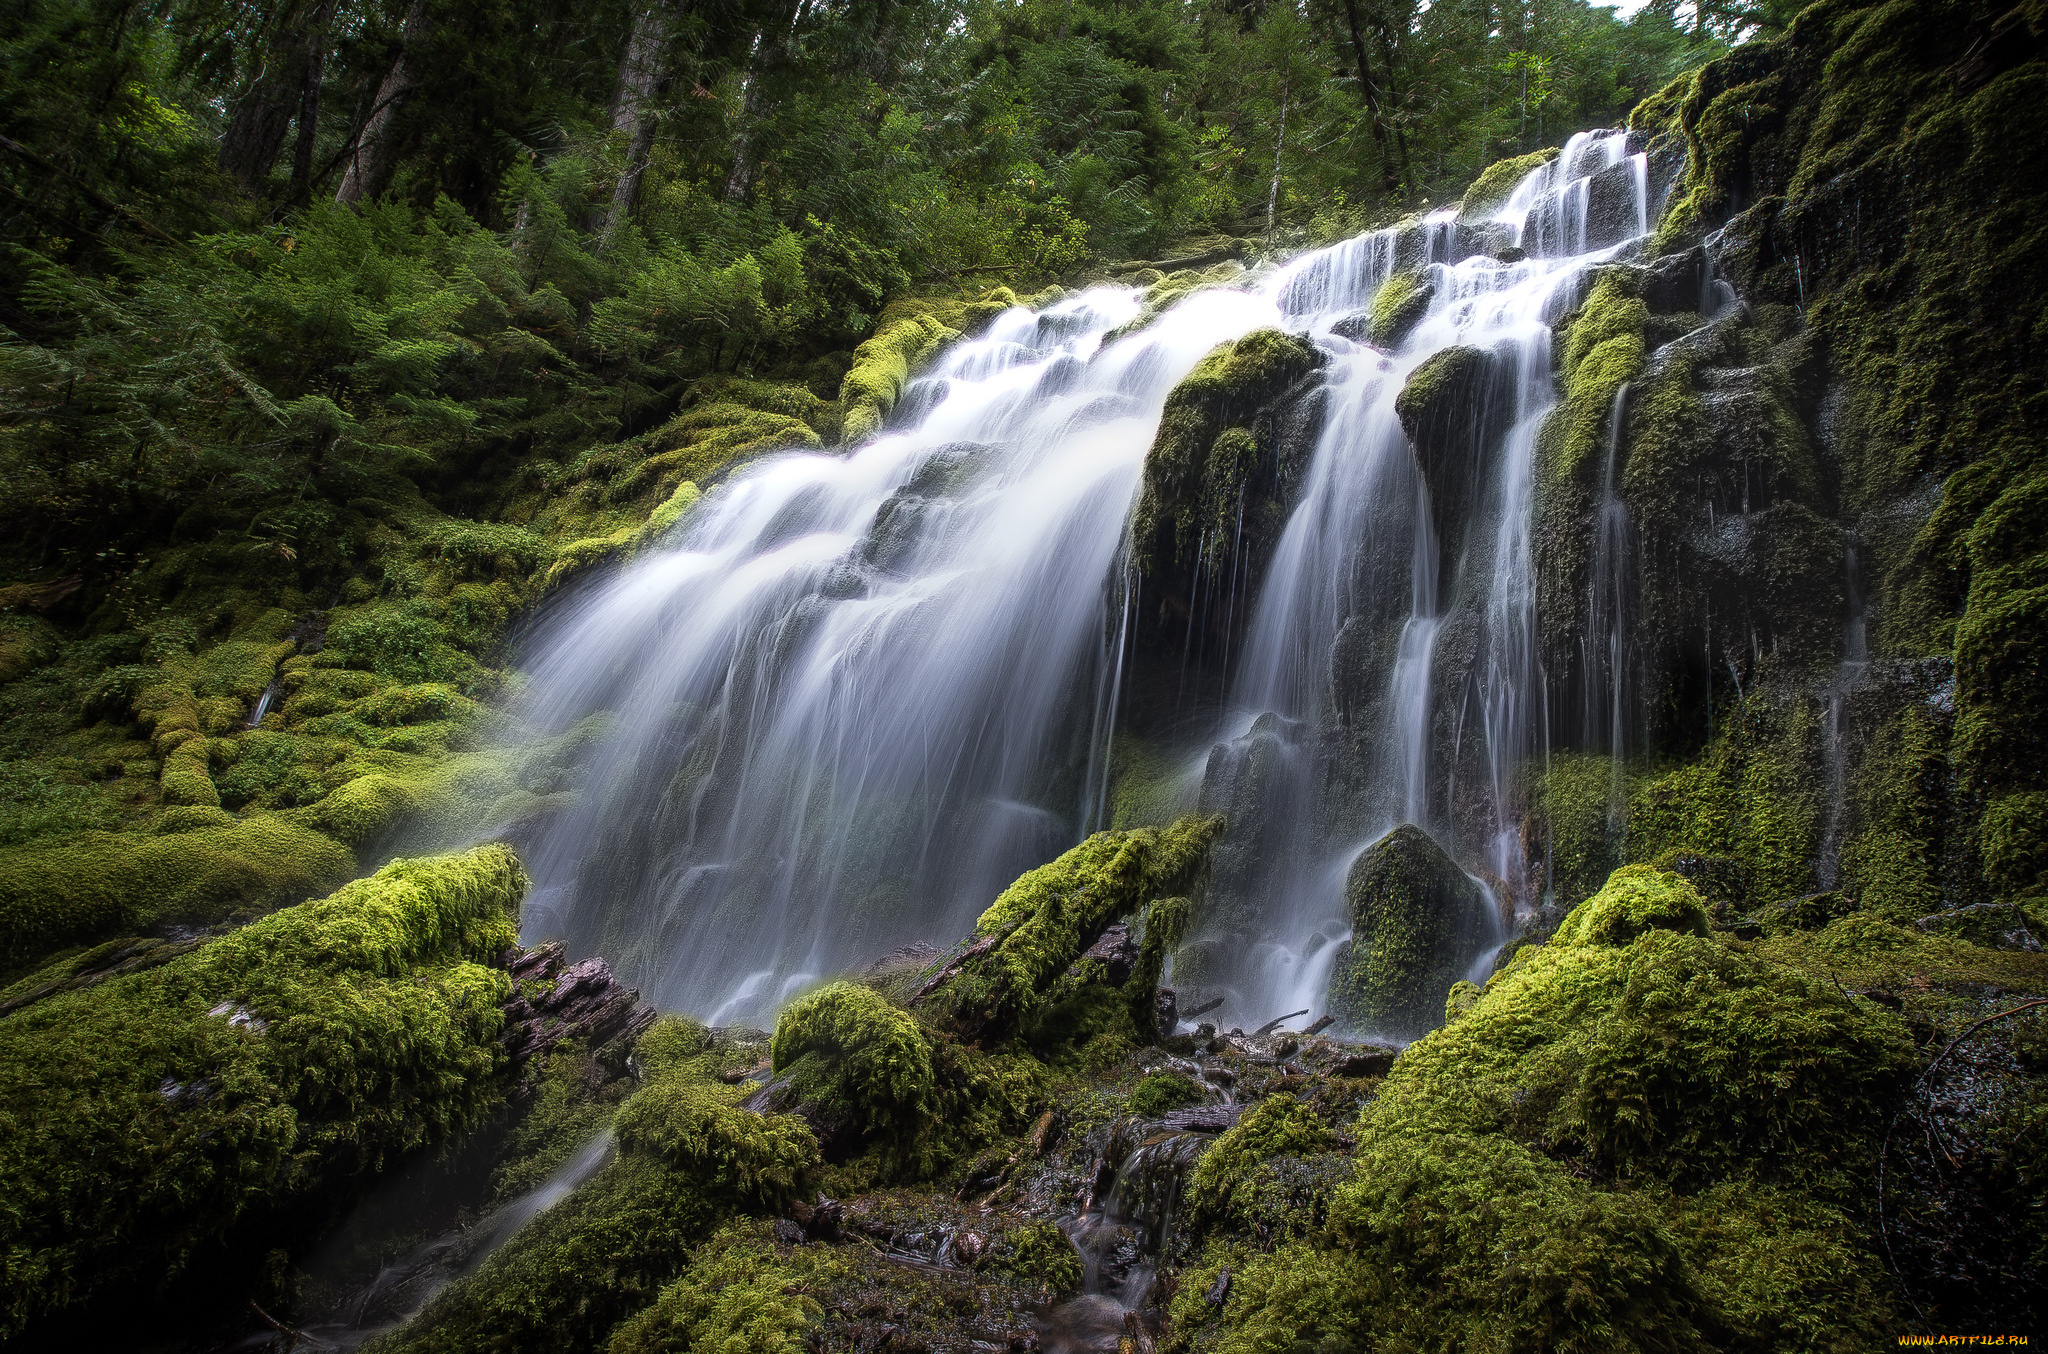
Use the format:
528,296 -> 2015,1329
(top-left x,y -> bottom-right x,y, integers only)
1250,1009 -> 1309,1039
248,1300 -> 334,1351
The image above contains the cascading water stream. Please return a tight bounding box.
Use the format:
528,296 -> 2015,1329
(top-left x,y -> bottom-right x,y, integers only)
506,129 -> 1656,1031
509,284 -> 1289,1023
1191,129 -> 1655,1028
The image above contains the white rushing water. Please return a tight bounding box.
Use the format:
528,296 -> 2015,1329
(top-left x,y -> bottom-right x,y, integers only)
508,131 -> 1656,1028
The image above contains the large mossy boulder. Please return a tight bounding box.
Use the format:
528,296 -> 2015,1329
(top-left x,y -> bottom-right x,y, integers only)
0,845 -> 528,1342
1330,824 -> 1495,1038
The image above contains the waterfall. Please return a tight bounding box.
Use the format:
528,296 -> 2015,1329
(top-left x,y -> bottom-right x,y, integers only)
506,130 -> 1653,1029
1193,130 -> 1652,1027
509,285 -> 1285,1023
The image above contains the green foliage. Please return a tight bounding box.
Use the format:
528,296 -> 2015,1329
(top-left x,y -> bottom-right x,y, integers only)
976,1219 -> 1083,1296
1551,863 -> 1712,948
929,815 -> 1222,1042
606,1220 -> 839,1354
0,845 -> 523,1339
1183,1094 -> 1338,1236
1127,1069 -> 1204,1117
615,1081 -> 819,1209
0,816 -> 355,966
772,981 -> 941,1145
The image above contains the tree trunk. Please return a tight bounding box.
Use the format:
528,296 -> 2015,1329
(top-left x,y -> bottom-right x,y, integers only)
721,0 -> 804,204
1266,73 -> 1288,233
1337,0 -> 1400,195
218,54 -> 301,192
593,0 -> 677,241
288,0 -> 336,205
336,0 -> 430,206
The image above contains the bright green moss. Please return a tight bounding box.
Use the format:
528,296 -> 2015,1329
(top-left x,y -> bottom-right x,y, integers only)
1626,699 -> 1825,909
606,1220 -> 839,1354
1366,268 -> 1431,347
772,980 -> 939,1142
1182,1095 -> 1337,1238
840,313 -> 955,443
928,816 -> 1221,1042
1551,864 -> 1712,948
1548,272 -> 1648,494
0,759 -> 121,847
1457,147 -> 1560,220
1663,1181 -> 1894,1349
1370,925 -> 1913,1191
1126,1068 -> 1203,1118
0,846 -> 524,1340
614,1081 -> 818,1209
0,816 -> 355,965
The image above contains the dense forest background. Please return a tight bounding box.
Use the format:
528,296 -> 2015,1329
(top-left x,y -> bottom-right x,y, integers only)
0,0 -> 1766,585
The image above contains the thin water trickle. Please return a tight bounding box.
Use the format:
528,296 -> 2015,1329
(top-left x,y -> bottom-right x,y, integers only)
1818,542 -> 1870,890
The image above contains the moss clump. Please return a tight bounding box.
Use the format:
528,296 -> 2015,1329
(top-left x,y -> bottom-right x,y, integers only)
977,1218 -> 1083,1296
1182,1094 -> 1338,1238
839,313 -> 955,443
1457,146 -> 1560,220
1330,824 -> 1494,1037
1366,268 -> 1432,347
0,845 -> 525,1340
1128,330 -> 1321,575
606,1220 -> 840,1354
1551,864 -> 1712,948
1176,862 -> 1920,1351
0,816 -> 355,966
921,815 -> 1222,1044
771,981 -> 939,1150
1126,1068 -> 1203,1118
614,1081 -> 818,1209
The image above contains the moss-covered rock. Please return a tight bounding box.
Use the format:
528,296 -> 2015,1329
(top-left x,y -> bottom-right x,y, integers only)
1329,824 -> 1495,1037
0,816 -> 355,965
1129,329 -> 1323,578
1366,268 -> 1432,347
0,845 -> 526,1340
1551,863 -> 1711,948
1457,146 -> 1560,220
915,815 -> 1223,1048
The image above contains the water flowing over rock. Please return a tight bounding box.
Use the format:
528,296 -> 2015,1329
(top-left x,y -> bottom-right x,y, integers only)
506,131 -> 1659,1029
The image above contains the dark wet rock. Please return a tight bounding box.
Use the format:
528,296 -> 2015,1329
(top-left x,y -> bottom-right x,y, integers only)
1330,824 -> 1495,1038
1583,157 -> 1644,251
1916,903 -> 2045,952
1159,1102 -> 1248,1134
1330,1046 -> 1399,1078
1069,922 -> 1139,984
499,942 -> 657,1076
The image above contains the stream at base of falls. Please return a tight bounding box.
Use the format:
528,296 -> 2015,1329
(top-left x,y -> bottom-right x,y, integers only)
503,129 -> 1664,1033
